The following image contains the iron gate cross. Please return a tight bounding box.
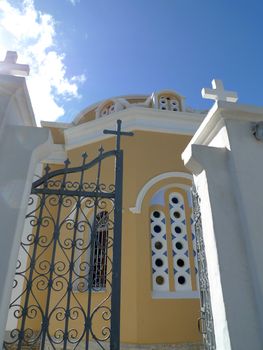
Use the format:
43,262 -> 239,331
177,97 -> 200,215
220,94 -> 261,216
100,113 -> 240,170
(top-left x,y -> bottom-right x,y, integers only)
103,119 -> 134,150
103,119 -> 133,350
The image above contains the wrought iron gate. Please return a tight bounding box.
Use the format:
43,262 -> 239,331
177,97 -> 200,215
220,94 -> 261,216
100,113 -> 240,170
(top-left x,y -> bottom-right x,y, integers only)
4,120 -> 133,350
192,186 -> 216,350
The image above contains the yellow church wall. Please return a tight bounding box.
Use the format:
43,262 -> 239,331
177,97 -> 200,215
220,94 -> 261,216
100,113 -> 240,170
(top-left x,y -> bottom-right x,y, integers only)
17,128 -> 201,345
20,161 -> 115,338
66,130 -> 201,345
50,162 -> 114,336
48,127 -> 65,144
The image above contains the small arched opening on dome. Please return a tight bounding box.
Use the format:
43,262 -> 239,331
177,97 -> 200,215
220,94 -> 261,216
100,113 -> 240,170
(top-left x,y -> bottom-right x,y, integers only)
153,90 -> 185,112
95,99 -> 124,119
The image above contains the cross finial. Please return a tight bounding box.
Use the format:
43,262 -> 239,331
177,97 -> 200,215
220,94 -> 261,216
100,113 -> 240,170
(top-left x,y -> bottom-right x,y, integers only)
0,51 -> 30,77
201,79 -> 238,103
103,119 -> 134,151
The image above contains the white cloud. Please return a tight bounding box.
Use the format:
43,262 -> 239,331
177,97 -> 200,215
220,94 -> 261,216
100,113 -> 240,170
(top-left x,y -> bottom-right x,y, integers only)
68,0 -> 79,6
71,74 -> 86,84
0,0 -> 85,125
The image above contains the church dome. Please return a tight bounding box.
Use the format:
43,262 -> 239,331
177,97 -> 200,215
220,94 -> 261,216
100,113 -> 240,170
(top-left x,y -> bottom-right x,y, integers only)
73,90 -> 186,125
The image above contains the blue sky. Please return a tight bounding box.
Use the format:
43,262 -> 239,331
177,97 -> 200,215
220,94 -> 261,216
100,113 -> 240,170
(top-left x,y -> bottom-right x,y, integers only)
0,0 -> 262,124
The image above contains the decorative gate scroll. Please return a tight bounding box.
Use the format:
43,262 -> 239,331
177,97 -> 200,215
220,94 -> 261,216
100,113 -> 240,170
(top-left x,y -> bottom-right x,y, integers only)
4,120 -> 133,350
192,186 -> 216,350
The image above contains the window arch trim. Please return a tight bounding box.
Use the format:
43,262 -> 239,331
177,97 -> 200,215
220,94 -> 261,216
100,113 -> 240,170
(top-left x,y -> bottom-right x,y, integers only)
129,172 -> 193,214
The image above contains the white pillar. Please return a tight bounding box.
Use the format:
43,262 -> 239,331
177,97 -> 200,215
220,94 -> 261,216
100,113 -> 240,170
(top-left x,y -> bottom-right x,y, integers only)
182,101 -> 263,350
0,74 -> 52,347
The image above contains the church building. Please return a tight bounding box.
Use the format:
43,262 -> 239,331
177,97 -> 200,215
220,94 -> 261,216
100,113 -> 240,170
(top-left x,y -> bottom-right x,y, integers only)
3,51 -> 263,350
35,91 -> 205,348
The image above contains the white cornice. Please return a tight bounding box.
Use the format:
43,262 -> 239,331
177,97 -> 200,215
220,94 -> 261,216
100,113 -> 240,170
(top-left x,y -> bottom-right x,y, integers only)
182,101 -> 263,170
64,108 -> 205,151
183,101 -> 263,152
41,120 -> 71,129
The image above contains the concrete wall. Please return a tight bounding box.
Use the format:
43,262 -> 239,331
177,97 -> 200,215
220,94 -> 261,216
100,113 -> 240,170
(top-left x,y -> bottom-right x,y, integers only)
0,74 -> 52,347
182,101 -> 263,350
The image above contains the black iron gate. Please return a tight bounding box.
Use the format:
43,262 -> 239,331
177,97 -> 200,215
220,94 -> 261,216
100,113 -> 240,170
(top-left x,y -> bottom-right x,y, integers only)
4,120 -> 133,350
192,186 -> 216,350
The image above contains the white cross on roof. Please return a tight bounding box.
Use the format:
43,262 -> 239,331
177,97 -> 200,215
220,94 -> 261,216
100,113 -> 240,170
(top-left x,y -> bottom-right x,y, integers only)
201,79 -> 238,103
0,51 -> 30,77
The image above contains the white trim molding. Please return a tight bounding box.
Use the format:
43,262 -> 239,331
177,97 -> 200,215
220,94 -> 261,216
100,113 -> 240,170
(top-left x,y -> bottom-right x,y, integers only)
129,172 -> 193,214
64,108 -> 204,151
40,121 -> 71,129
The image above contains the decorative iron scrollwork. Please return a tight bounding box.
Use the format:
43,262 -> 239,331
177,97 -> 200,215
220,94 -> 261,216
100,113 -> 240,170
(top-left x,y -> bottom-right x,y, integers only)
192,186 -> 216,350
4,120 -> 133,350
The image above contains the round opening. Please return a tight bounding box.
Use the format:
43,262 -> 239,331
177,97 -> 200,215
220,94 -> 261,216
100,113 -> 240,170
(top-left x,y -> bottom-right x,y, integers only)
153,225 -> 161,233
178,276 -> 186,285
174,226 -> 182,234
175,242 -> 183,250
155,258 -> 163,267
155,241 -> 163,250
172,101 -> 177,106
177,258 -> 185,267
153,211 -> 161,219
161,107 -> 166,110
173,211 -> 181,219
171,197 -> 179,204
156,275 -> 164,285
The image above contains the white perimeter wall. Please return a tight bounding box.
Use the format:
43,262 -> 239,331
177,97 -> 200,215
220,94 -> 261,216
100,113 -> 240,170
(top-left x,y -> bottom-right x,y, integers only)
182,101 -> 263,350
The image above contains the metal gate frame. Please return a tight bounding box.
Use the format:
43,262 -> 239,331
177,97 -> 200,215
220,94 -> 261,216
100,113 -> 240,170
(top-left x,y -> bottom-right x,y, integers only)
192,186 -> 216,350
4,120 -> 133,350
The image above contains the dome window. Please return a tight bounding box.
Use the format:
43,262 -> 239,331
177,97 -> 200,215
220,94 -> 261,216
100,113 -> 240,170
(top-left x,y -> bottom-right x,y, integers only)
158,95 -> 180,112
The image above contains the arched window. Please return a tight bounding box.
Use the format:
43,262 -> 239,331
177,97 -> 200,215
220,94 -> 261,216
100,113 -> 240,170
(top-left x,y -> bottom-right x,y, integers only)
92,211 -> 109,290
152,90 -> 184,112
158,95 -> 180,111
150,186 -> 198,298
73,210 -> 109,292
100,102 -> 116,117
96,99 -> 124,119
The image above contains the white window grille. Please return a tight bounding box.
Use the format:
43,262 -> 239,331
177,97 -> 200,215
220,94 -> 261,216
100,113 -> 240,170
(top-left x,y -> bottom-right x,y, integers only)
159,96 -> 179,111
150,187 -> 198,298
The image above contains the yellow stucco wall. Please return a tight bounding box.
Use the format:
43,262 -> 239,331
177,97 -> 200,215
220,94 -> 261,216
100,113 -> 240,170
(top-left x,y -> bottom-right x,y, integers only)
21,129 -> 201,345
67,130 -> 201,344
